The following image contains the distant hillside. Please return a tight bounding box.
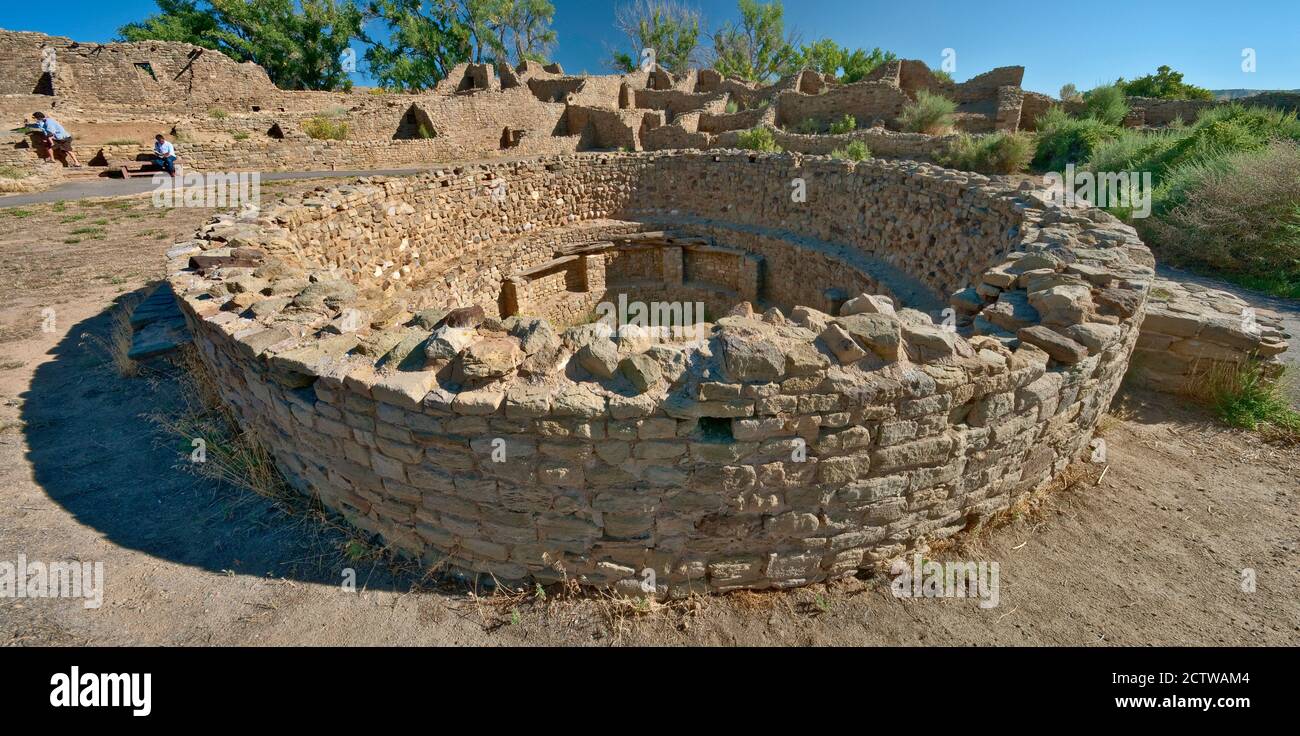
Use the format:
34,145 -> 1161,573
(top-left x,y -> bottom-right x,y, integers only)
1212,89 -> 1300,101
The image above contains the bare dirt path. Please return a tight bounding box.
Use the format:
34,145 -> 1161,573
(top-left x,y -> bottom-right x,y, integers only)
1,195 -> 1296,646
0,168 -> 436,209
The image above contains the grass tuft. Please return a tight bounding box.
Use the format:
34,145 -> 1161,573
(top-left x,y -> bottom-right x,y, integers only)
80,293 -> 142,379
1190,361 -> 1300,443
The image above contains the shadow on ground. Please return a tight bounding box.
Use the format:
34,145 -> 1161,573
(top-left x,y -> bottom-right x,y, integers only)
20,288 -> 413,591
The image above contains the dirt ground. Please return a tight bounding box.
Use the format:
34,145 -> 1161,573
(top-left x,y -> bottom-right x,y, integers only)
0,190 -> 1297,646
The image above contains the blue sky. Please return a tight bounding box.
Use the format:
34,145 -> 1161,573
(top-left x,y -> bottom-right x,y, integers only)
2,0 -> 1298,95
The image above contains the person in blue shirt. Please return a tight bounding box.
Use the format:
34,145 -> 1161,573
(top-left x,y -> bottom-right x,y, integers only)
26,112 -> 81,167
152,134 -> 178,176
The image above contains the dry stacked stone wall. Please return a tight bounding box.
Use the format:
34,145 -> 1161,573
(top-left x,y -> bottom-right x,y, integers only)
166,151 -> 1151,596
1127,278 -> 1290,392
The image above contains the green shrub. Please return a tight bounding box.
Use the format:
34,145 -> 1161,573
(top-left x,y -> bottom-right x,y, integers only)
1118,65 -> 1214,101
1031,107 -> 1123,171
0,165 -> 28,179
830,140 -> 870,162
208,108 -> 228,119
941,132 -> 1035,174
1086,126 -> 1175,174
793,118 -> 820,135
828,114 -> 857,135
303,117 -> 349,141
1146,141 -> 1300,292
736,127 -> 781,152
725,100 -> 740,114
1195,103 -> 1300,142
899,90 -> 956,135
232,132 -> 250,141
1082,84 -> 1130,126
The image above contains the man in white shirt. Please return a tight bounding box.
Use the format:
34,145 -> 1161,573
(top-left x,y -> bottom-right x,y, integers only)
152,134 -> 178,176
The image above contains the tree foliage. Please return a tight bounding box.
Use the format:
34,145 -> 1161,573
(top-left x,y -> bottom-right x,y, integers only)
794,38 -> 841,76
610,0 -> 702,75
1118,65 -> 1214,101
118,0 -> 224,49
118,0 -> 365,91
117,0 -> 557,91
710,0 -> 800,83
494,0 -> 557,65
364,0 -> 470,91
838,46 -> 895,83
790,37 -> 894,83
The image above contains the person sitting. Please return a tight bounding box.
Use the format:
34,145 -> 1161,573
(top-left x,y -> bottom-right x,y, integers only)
152,134 -> 178,176
25,112 -> 81,167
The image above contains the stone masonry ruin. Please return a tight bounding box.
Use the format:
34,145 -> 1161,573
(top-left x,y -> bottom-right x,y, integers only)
4,27 -> 1290,595
166,151 -> 1153,595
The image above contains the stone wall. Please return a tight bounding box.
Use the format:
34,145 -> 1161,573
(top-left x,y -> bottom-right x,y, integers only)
169,134 -> 582,172
165,151 -> 1151,596
1127,278 -> 1290,392
0,30 -> 279,107
774,82 -> 912,130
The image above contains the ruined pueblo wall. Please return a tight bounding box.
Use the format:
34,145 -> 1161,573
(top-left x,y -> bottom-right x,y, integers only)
166,151 -> 1152,596
0,30 -> 279,107
1127,278 -> 1290,392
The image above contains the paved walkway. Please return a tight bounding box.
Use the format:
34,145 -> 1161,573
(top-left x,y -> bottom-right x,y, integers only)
0,167 -> 436,208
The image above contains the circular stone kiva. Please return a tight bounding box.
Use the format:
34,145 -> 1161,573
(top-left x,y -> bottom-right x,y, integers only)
167,151 -> 1153,597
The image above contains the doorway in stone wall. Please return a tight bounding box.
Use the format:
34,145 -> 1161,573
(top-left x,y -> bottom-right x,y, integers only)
394,104 -> 437,140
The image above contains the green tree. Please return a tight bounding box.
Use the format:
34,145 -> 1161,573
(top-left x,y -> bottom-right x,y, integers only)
795,38 -> 843,76
117,0 -> 365,91
460,0 -> 508,63
118,0 -> 224,48
364,0 -> 471,91
215,0 -> 364,91
610,0 -> 702,75
710,0 -> 800,83
1118,65 -> 1214,101
793,40 -> 894,83
501,0 -> 557,65
456,0 -> 557,66
839,47 -> 895,83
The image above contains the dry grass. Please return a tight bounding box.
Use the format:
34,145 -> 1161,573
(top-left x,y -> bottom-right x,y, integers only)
149,345 -> 418,580
79,292 -> 142,378
1184,359 -> 1300,444
933,462 -> 1102,562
